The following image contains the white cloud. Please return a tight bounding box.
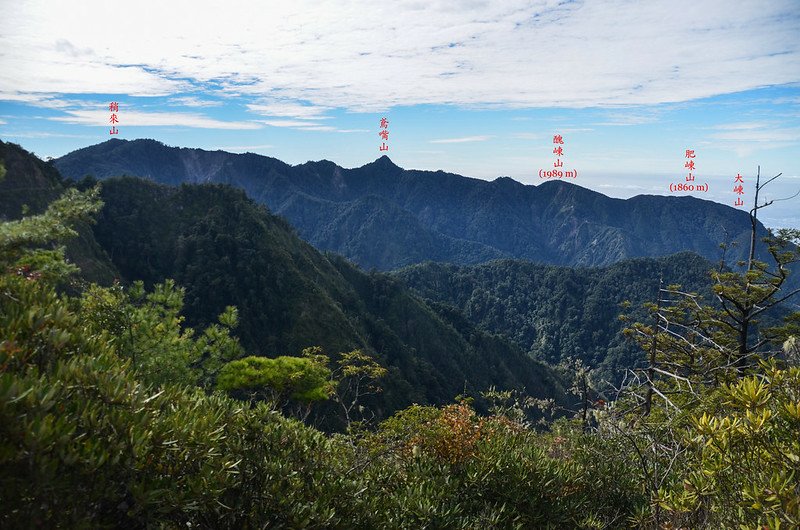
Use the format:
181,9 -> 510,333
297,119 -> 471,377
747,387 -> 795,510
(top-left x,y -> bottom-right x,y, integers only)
768,96 -> 800,105
595,111 -> 662,126
248,101 -> 337,131
50,109 -> 262,129
0,119 -> 6,125
247,101 -> 331,120
711,128 -> 800,142
259,119 -> 317,128
430,135 -> 492,144
168,96 -> 222,108
512,132 -> 543,140
0,44 -> 181,96
711,121 -> 771,130
705,121 -> 800,155
0,92 -> 63,105
0,0 -> 797,112
258,118 -> 361,133
0,131 -> 95,139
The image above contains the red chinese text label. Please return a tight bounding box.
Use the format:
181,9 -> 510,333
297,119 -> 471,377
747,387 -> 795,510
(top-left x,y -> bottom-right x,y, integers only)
109,102 -> 119,135
669,148 -> 708,194
539,134 -> 578,179
379,117 -> 389,152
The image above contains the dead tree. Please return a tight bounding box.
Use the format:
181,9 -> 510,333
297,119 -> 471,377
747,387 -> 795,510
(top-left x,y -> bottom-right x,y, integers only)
625,166 -> 800,413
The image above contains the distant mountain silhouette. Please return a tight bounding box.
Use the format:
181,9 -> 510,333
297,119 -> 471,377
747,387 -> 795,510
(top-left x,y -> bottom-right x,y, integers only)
56,138 -> 770,271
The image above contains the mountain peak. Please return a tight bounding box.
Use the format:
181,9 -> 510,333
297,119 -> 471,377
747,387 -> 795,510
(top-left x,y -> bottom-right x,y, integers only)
372,155 -> 400,169
53,139 -> 766,273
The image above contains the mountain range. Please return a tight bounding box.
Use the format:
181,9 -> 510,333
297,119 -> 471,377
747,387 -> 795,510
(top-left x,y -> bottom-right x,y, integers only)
1,140 -> 569,418
54,139 -> 770,272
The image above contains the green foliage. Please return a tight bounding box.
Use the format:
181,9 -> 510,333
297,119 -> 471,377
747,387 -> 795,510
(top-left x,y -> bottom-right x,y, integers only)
658,360 -> 800,528
0,141 -> 65,219
337,348 -> 388,380
328,348 -> 388,427
0,187 -> 104,374
90,176 -> 566,415
92,176 -> 356,355
708,228 -> 800,369
481,385 -> 557,427
79,280 -> 244,389
397,253 -> 713,385
0,184 -> 350,527
355,402 -> 646,528
217,354 -> 332,404
9,143 -> 797,528
0,185 -> 102,282
610,228 -> 800,528
0,188 -> 634,527
0,186 -> 644,528
0,188 -> 224,525
0,141 -> 118,285
0,353 -> 239,526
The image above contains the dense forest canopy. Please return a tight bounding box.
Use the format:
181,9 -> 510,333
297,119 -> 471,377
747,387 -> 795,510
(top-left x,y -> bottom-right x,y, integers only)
395,254 -> 715,384
89,175 -> 567,418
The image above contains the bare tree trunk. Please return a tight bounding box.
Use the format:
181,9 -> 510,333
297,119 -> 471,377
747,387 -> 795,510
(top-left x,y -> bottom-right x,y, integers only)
644,277 -> 663,416
580,373 -> 588,432
747,166 -> 760,272
739,166 -> 760,370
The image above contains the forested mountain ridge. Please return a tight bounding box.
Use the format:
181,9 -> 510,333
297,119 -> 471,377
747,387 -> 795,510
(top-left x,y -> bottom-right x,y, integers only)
55,138 -> 769,271
0,141 -> 117,284
395,254 -> 715,385
1,139 -> 566,415
90,176 -> 568,414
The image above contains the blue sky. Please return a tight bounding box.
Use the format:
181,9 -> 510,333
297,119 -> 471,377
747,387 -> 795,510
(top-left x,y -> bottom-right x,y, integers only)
1,0 -> 799,228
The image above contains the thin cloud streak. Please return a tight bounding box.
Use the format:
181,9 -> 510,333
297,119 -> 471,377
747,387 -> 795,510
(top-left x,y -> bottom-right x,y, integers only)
168,96 -> 223,108
711,122 -> 772,130
430,135 -> 492,144
50,110 -> 262,129
247,102 -> 332,120
260,119 -> 320,128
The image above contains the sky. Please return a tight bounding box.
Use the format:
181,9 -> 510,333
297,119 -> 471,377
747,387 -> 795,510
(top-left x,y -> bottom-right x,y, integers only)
1,0 -> 799,228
